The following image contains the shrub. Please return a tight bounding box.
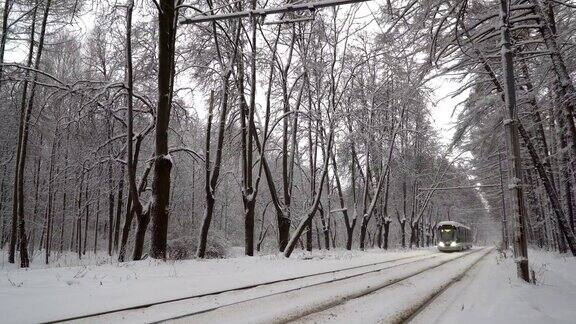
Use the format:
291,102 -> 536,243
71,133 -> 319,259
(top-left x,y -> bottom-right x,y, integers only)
167,234 -> 229,260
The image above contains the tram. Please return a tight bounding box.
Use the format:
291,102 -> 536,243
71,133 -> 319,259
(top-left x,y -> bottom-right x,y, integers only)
437,221 -> 473,252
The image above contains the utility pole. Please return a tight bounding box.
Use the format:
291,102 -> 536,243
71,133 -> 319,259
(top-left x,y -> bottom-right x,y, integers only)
497,152 -> 510,250
498,0 -> 530,282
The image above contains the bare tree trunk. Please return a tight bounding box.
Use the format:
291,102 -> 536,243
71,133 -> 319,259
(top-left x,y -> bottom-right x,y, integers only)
114,169 -> 124,253
400,176 -> 408,248
0,0 -> 11,84
75,170 -> 84,259
306,72 -> 318,252
59,132 -> 69,254
240,0 -> 258,257
44,131 -> 58,263
150,0 -> 178,259
318,205 -> 330,250
518,123 -> 576,255
31,134 -> 43,252
69,176 -> 77,252
107,121 -> 115,256
330,148 -> 356,250
284,132 -> 334,257
251,23 -> 289,252
0,165 -> 6,247
82,177 -> 89,255
13,0 -> 51,267
132,161 -> 153,260
119,191 -> 133,259
9,2 -> 38,265
198,89 -> 229,258
132,209 -> 150,260
118,0 -> 152,262
94,167 -> 101,254
231,0 -> 259,257
358,116 -> 372,251
409,222 -> 418,249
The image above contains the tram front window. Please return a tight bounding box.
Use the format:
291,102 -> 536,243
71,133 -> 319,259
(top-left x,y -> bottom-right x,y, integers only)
440,227 -> 454,242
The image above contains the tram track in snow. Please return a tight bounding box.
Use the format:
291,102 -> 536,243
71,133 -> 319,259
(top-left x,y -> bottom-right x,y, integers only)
51,248 -> 491,323
51,251 -> 436,323
293,247 -> 494,324
399,248 -> 494,324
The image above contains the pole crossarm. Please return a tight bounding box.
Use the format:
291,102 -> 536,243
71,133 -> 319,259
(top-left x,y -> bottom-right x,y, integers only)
180,0 -> 372,24
418,184 -> 500,191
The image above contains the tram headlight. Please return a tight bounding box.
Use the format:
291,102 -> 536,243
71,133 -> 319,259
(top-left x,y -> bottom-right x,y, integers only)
439,242 -> 445,247
450,241 -> 457,247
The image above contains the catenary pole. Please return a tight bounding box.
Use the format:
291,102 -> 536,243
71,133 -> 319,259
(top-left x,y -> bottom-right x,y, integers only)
498,0 -> 530,282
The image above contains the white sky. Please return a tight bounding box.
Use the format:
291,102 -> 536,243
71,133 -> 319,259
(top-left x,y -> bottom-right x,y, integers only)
428,75 -> 470,146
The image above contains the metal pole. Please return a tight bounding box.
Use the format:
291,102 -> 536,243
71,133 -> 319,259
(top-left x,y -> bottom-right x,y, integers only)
499,0 -> 530,282
497,152 -> 510,249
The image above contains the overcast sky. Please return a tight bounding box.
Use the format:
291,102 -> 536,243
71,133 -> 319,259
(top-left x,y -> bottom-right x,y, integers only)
428,75 -> 469,147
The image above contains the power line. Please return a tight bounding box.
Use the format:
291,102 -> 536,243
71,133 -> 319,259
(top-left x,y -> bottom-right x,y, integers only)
418,184 -> 500,191
180,0 -> 373,24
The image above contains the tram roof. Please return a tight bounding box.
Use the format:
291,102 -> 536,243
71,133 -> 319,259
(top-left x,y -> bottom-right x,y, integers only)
437,221 -> 470,230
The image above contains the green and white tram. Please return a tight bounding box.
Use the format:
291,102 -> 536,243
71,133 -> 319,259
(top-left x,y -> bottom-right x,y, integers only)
437,221 -> 473,252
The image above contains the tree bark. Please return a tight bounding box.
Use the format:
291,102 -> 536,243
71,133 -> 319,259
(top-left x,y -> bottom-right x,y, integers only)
0,0 -> 11,84
8,2 -> 38,265
114,169 -> 124,253
13,0 -> 51,267
44,131 -> 58,263
518,122 -> 576,255
0,165 -> 6,247
197,89 -> 230,258
150,0 -> 178,259
284,132 -> 334,257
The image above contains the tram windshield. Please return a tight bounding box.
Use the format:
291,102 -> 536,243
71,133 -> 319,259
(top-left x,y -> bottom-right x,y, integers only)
439,227 -> 454,242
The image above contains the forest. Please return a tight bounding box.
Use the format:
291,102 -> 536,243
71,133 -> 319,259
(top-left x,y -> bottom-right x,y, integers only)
0,0 -> 575,283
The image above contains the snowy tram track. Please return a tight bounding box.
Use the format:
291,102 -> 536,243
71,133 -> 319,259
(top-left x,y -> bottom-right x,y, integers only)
294,247 -> 494,324
51,252 -> 436,323
399,248 -> 494,324
58,247 -> 489,323
170,248 -> 491,324
50,248 -> 492,323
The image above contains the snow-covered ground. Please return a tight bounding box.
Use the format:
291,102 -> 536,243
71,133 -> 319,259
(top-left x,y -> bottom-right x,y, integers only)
411,249 -> 576,324
1,247 -> 575,324
0,248 -> 433,323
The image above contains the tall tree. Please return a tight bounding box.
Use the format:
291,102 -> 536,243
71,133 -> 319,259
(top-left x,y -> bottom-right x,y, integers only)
149,0 -> 179,259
